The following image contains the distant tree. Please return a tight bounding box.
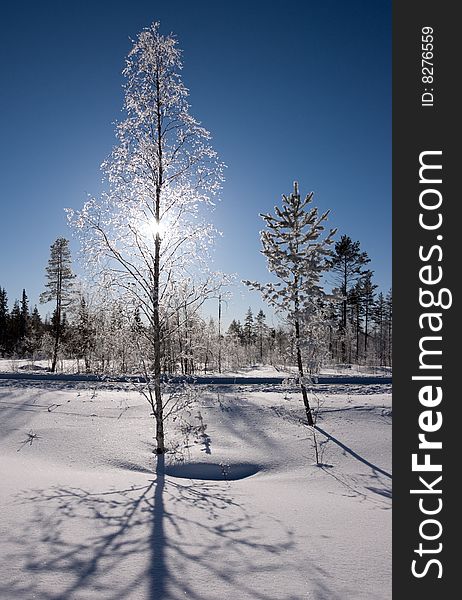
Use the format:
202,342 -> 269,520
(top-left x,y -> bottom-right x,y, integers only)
227,319 -> 243,342
243,308 -> 255,346
40,237 -> 75,372
28,306 -> 44,357
385,288 -> 392,367
201,317 -> 218,374
227,318 -> 245,349
18,289 -> 30,353
255,309 -> 267,363
217,294 -> 223,374
9,300 -> 21,354
361,271 -> 377,360
73,295 -> 95,373
224,319 -> 245,369
244,181 -> 336,426
326,234 -> 370,361
348,283 -> 364,363
373,292 -> 386,365
301,298 -> 332,375
0,287 -> 8,356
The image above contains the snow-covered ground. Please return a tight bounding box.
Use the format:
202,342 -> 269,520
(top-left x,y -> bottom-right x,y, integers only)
0,378 -> 391,599
0,358 -> 392,378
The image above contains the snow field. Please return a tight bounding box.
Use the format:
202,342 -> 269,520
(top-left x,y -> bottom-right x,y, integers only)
0,379 -> 391,599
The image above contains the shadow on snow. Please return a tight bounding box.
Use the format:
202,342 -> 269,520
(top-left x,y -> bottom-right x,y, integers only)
2,456 -> 299,600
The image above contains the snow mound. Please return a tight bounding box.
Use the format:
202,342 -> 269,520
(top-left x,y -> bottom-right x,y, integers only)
165,461 -> 260,481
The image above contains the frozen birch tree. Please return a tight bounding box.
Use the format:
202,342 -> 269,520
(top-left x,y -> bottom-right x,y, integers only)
244,182 -> 336,426
68,22 -> 224,454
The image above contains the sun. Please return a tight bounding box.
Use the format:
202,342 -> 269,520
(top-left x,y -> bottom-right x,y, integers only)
140,217 -> 166,239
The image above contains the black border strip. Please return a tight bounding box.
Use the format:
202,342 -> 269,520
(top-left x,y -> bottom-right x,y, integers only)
393,1 -> 459,595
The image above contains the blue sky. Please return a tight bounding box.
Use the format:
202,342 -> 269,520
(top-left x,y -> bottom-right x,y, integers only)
0,0 -> 391,327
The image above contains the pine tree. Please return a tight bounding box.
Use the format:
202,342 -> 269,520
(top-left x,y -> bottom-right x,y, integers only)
244,308 -> 255,345
346,284 -> 360,363
9,300 -> 21,354
40,238 -> 75,372
361,271 -> 377,361
255,309 -> 267,363
227,320 -> 240,337
326,234 -> 370,362
385,288 -> 392,367
217,294 -> 223,374
0,287 -> 8,357
201,317 -> 217,374
29,306 -> 44,356
18,289 -> 30,353
75,295 -> 95,373
373,292 -> 386,365
244,181 -> 336,426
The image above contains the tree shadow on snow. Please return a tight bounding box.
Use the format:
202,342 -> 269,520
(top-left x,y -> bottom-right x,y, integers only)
315,426 -> 391,480
314,426 -> 392,508
2,456 -> 297,600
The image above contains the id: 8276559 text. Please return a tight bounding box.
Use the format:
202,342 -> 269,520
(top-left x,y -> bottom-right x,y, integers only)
421,26 -> 434,107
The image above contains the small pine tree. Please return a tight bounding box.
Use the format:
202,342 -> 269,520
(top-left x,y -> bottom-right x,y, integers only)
244,181 -> 336,426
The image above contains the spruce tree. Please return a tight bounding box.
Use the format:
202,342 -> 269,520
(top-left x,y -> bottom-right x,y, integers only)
255,309 -> 267,363
0,287 -> 8,357
227,320 -> 243,342
361,271 -> 377,361
19,289 -> 30,351
373,292 -> 386,365
29,306 -> 44,356
74,295 -> 95,373
9,300 -> 21,354
348,283 -> 365,363
385,288 -> 392,367
245,181 -> 336,426
40,238 -> 75,372
244,308 -> 255,346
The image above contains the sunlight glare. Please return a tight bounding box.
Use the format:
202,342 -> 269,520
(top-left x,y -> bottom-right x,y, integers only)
140,217 -> 166,239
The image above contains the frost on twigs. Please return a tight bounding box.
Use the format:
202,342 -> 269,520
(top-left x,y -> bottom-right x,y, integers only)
243,183 -> 336,319
244,181 -> 336,428
66,21 -> 225,319
67,21 -> 226,453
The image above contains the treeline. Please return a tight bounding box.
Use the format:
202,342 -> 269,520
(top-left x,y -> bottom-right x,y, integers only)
0,234 -> 391,373
0,288 -> 292,374
0,286 -> 391,374
326,235 -> 392,367
0,288 -> 44,358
